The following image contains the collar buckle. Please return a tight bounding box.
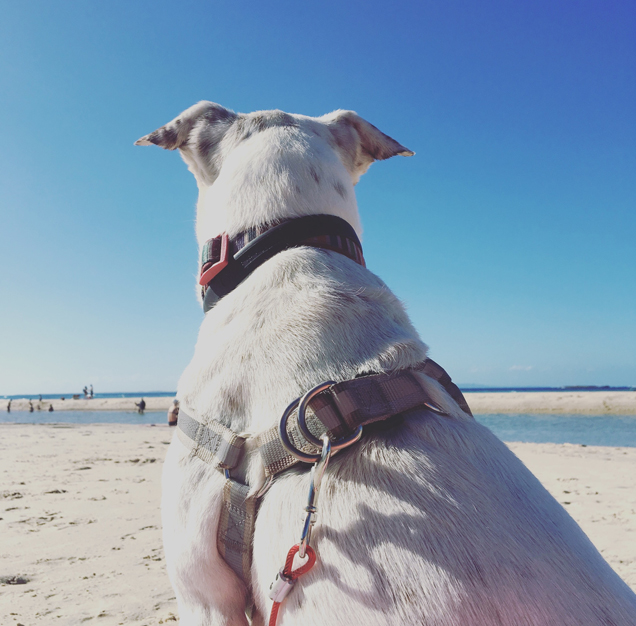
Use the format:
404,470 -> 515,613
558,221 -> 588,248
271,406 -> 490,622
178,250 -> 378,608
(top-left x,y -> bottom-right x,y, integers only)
199,233 -> 230,286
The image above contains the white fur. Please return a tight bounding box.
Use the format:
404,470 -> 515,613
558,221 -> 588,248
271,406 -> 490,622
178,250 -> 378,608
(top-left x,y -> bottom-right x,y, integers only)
137,103 -> 636,625
195,116 -> 363,245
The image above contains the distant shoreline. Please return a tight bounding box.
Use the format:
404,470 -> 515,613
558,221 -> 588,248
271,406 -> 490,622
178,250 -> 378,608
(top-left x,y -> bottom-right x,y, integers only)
2,386 -> 633,402
4,396 -> 174,413
3,391 -> 636,415
1,392 -> 176,401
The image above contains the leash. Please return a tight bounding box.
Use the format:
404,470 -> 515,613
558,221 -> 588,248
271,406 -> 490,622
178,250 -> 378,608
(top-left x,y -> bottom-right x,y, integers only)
268,435 -> 334,626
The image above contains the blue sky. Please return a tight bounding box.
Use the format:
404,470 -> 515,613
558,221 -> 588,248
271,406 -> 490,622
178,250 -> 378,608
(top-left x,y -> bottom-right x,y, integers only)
1,0 -> 634,395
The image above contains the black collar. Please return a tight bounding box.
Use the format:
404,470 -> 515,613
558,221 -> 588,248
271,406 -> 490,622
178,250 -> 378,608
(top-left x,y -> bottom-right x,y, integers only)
200,214 -> 365,312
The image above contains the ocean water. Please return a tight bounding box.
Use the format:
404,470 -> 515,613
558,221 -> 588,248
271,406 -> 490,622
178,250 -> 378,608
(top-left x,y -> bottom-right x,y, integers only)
2,410 -> 635,448
1,411 -> 166,425
475,413 -> 636,448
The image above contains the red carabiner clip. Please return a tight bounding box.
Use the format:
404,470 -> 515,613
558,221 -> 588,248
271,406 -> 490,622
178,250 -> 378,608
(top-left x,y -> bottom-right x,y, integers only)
268,544 -> 316,626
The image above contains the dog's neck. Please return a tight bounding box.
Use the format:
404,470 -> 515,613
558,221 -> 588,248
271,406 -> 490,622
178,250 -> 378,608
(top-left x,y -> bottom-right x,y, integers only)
190,126 -> 363,248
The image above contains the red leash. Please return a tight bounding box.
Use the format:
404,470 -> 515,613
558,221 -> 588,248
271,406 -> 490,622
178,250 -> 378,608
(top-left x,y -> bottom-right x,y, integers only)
268,544 -> 316,626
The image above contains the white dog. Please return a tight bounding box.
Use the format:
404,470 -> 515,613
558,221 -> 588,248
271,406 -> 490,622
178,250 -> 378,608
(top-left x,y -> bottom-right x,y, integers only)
136,102 -> 636,626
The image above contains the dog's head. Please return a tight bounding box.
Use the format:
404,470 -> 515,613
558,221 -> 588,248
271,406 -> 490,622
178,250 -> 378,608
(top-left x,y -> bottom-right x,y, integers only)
136,101 -> 413,240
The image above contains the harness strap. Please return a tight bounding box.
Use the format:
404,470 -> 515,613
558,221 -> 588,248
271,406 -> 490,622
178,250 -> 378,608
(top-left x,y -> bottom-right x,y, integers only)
175,409 -> 247,469
256,359 -> 472,477
175,357 -> 471,600
177,358 -> 471,477
418,358 -> 472,416
312,367 -> 442,437
218,479 -> 259,584
176,411 -> 259,589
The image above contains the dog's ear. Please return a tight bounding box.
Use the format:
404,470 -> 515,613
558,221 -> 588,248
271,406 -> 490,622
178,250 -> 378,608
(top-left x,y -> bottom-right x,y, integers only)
322,110 -> 414,177
134,101 -> 236,151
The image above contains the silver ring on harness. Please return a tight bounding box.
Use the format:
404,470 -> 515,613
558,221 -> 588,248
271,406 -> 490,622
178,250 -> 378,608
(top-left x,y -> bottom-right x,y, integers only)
279,389 -> 364,463
297,381 -> 336,446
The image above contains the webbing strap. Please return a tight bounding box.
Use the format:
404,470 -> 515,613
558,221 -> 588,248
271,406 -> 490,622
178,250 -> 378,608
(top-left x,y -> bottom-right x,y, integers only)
257,370 -> 424,476
176,409 -> 246,469
255,407 -> 325,476
256,360 -> 472,476
176,359 -> 472,477
418,359 -> 472,417
202,215 -> 365,312
315,368 -> 435,437
218,479 -> 259,584
174,358 -> 471,595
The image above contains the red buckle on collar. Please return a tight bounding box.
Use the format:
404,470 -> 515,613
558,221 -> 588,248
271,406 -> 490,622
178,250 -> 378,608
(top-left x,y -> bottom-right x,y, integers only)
199,233 -> 230,286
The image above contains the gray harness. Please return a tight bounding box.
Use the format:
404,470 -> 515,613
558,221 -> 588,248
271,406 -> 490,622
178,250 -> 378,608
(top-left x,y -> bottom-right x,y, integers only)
176,358 -> 472,587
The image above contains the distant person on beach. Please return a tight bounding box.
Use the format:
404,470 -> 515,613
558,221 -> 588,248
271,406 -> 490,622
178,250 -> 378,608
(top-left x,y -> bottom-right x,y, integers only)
135,398 -> 146,414
28,400 -> 34,413
83,386 -> 88,398
6,400 -> 11,413
167,399 -> 179,426
39,394 -> 42,402
48,404 -> 54,412
89,384 -> 94,399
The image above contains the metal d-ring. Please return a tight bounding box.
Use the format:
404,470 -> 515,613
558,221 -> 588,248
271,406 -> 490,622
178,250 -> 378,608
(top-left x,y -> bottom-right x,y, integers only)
331,425 -> 364,451
280,384 -> 366,464
278,397 -> 322,464
297,381 -> 336,446
297,380 -> 364,453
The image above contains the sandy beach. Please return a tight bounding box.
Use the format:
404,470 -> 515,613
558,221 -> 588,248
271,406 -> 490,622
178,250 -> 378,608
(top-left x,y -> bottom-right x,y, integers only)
1,424 -> 635,625
467,390 -> 636,415
5,391 -> 636,415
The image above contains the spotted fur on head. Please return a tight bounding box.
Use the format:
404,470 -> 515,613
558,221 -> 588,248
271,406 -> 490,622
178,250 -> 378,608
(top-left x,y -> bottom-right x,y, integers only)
135,102 -> 413,183
134,101 -> 237,151
135,101 -> 415,242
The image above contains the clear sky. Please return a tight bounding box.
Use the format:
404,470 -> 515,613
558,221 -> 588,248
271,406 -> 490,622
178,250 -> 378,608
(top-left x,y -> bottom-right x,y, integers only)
1,0 -> 634,395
